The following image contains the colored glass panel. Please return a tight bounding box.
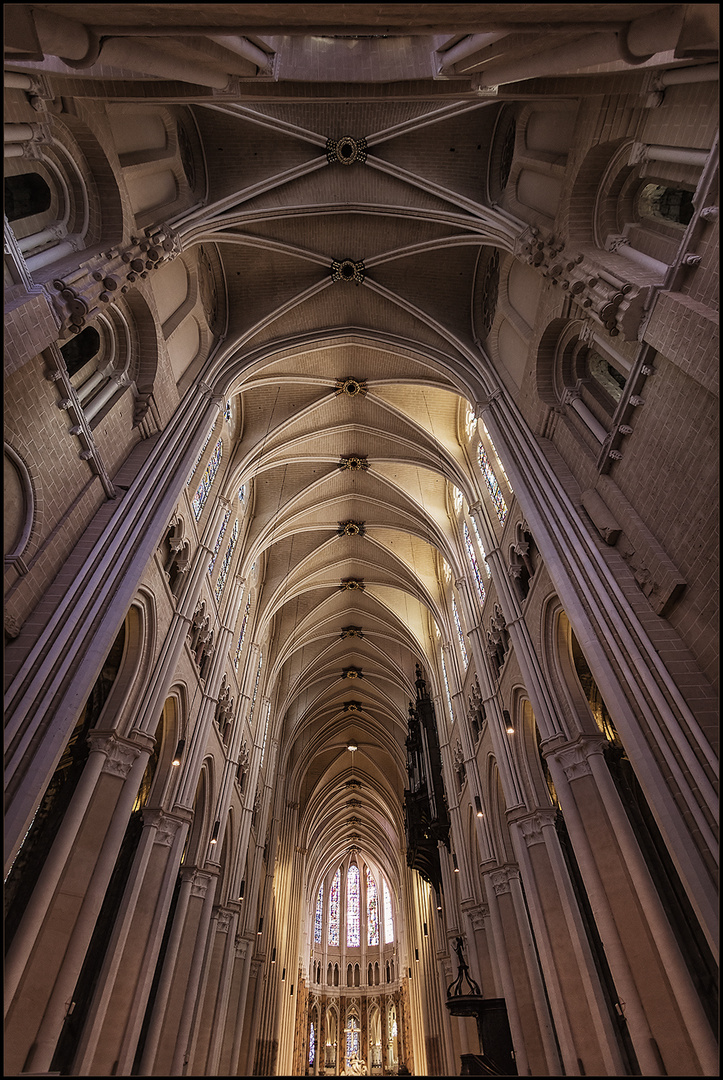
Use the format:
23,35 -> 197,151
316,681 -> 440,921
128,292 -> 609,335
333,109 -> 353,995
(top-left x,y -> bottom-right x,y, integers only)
259,700 -> 270,769
233,594 -> 250,672
441,650 -> 454,724
191,439 -> 222,520
478,444 -> 508,524
464,523 -> 486,605
329,869 -> 340,946
214,518 -> 239,603
366,867 -> 379,946
314,884 -> 323,944
383,880 -> 394,944
347,864 -> 360,947
249,652 -> 262,725
224,398 -> 232,422
469,516 -> 491,577
186,421 -> 215,485
482,422 -> 513,492
346,1018 -> 360,1064
452,596 -> 468,666
309,1023 -> 315,1067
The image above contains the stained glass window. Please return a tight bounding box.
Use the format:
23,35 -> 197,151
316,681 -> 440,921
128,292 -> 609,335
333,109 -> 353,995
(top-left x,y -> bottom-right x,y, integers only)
478,444 -> 508,524
346,1017 -> 360,1064
208,511 -> 230,576
482,423 -> 513,492
309,1023 -> 315,1067
249,652 -> 262,725
470,516 -> 491,577
452,596 -> 468,667
234,594 -> 251,672
441,650 -> 454,724
186,421 -> 215,485
329,869 -> 340,946
314,884 -> 324,944
464,523 -> 486,605
347,864 -> 360,947
214,518 -> 239,603
383,880 -> 394,944
238,484 -> 246,505
366,867 -> 379,946
224,398 -> 232,422
192,439 -> 222,521
259,700 -> 271,770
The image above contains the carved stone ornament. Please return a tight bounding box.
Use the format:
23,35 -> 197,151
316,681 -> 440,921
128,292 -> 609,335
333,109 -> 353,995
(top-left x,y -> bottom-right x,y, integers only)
342,666 -> 363,679
555,743 -> 594,781
235,936 -> 249,959
489,867 -> 518,896
326,136 -> 368,166
336,377 -> 368,397
153,813 -> 185,848
96,735 -> 142,779
191,872 -> 212,899
338,455 -> 368,472
341,625 -> 363,639
340,578 -> 365,592
516,812 -> 553,848
331,259 -> 366,285
467,907 -> 489,931
343,700 -> 363,712
216,909 -> 234,934
338,520 -> 365,537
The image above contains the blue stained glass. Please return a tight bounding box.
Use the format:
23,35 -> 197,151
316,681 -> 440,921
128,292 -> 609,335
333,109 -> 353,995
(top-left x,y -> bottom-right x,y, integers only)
452,597 -> 468,667
238,484 -> 246,504
249,652 -> 262,725
214,518 -> 239,603
329,869 -> 340,946
383,880 -> 394,944
233,594 -> 250,672
464,523 -> 486,605
346,1018 -> 360,1065
208,511 -> 230,576
478,444 -> 508,524
192,440 -> 222,521
482,422 -> 513,492
441,650 -> 454,724
314,884 -> 324,944
366,868 -> 379,946
224,398 -> 232,422
347,864 -> 360,947
186,422 -> 215,485
309,1023 -> 315,1067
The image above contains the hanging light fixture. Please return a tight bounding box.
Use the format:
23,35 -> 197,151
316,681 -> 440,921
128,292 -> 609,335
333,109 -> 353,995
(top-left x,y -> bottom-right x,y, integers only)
474,795 -> 484,817
257,917 -> 264,935
210,820 -> 220,844
453,853 -> 459,872
171,739 -> 185,766
503,709 -> 514,734
238,880 -> 245,901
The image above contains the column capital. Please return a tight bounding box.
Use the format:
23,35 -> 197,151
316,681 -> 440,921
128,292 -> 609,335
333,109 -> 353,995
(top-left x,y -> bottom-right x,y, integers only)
510,808 -> 558,847
487,864 -> 520,896
549,735 -> 607,781
87,731 -> 149,779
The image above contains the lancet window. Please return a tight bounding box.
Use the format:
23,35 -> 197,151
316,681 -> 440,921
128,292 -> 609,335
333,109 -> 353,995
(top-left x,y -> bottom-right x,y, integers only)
441,650 -> 454,724
208,511 -> 230,575
482,422 -> 513,492
233,594 -> 251,672
214,518 -> 239,603
469,516 -> 491,577
347,864 -> 360,947
464,523 -> 486,605
329,869 -> 340,946
186,421 -> 215,485
383,880 -> 394,944
314,884 -> 324,944
366,868 -> 379,946
452,596 -> 468,667
478,443 -> 508,524
248,652 -> 263,725
191,439 -> 222,520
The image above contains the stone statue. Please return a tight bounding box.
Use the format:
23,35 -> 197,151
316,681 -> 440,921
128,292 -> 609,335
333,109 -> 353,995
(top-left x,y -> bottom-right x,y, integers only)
344,1050 -> 367,1075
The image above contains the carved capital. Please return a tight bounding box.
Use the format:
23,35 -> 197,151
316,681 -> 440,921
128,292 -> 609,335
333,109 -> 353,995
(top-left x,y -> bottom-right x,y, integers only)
553,737 -> 606,781
515,809 -> 557,847
88,732 -> 144,779
216,908 -> 234,934
488,866 -> 518,896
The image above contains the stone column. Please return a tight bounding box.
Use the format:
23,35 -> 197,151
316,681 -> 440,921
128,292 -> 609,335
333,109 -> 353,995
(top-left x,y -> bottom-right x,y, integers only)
169,868 -> 219,1075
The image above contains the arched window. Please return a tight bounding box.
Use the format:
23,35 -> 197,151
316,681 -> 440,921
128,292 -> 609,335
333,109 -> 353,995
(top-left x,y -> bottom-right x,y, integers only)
383,880 -> 394,944
478,444 -> 508,524
637,183 -> 694,227
366,867 -> 379,946
214,518 -> 239,603
4,173 -> 52,222
440,650 -> 454,724
463,523 -> 486,606
452,596 -> 468,667
309,1022 -> 315,1067
233,594 -> 251,672
585,347 -> 627,408
329,868 -> 340,946
208,512 -> 230,576
248,652 -> 263,726
482,423 -> 513,492
469,517 -> 491,577
187,421 -> 216,485
314,884 -> 324,944
60,327 -> 101,379
191,439 -> 222,521
347,864 -> 360,947
346,1017 -> 360,1067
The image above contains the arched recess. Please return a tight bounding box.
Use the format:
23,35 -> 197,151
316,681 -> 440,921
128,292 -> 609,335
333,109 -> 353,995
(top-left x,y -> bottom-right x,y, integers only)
182,760 -> 214,869
4,442 -> 35,561
486,757 -> 516,866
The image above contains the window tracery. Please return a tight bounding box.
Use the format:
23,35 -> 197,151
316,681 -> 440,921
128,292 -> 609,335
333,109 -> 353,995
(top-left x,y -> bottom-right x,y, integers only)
366,867 -> 379,946
383,880 -> 394,944
464,523 -> 487,605
233,594 -> 251,672
347,863 -> 360,947
314,883 -> 324,944
191,439 -> 222,520
329,868 -> 340,946
478,443 -> 508,524
214,518 -> 239,603
452,596 -> 468,667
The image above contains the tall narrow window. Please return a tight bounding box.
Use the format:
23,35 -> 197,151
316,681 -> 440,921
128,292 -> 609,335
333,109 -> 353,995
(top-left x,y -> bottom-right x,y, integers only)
366,867 -> 379,946
346,1017 -> 360,1064
259,701 -> 271,770
309,1023 -> 315,1067
464,523 -> 486,605
478,444 -> 508,524
452,596 -> 468,667
214,518 -> 239,603
238,484 -> 246,505
469,516 -> 491,577
208,511 -> 230,575
234,594 -> 251,672
186,422 -> 216,485
191,439 -> 222,520
383,880 -> 394,944
224,398 -> 232,422
248,652 -> 263,725
314,884 -> 324,944
482,423 -> 513,492
441,650 -> 454,724
329,869 -> 340,946
347,864 -> 360,947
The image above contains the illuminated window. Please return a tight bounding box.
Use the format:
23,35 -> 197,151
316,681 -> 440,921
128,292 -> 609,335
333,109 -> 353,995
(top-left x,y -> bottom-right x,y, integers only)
208,511 -> 230,575
259,700 -> 270,770
329,869 -> 340,946
224,398 -> 232,422
186,422 -> 216,485
233,594 -> 250,672
478,444 -> 508,524
249,652 -> 263,725
441,650 -> 454,724
453,487 -> 463,514
214,518 -> 239,603
309,1022 -> 315,1067
366,867 -> 379,946
191,439 -> 222,520
314,884 -> 324,944
469,517 -> 491,577
482,423 -> 513,492
464,523 -> 486,604
383,880 -> 394,944
347,864 -> 360,947
452,597 -> 468,667
238,484 -> 246,505
346,1017 -> 360,1064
